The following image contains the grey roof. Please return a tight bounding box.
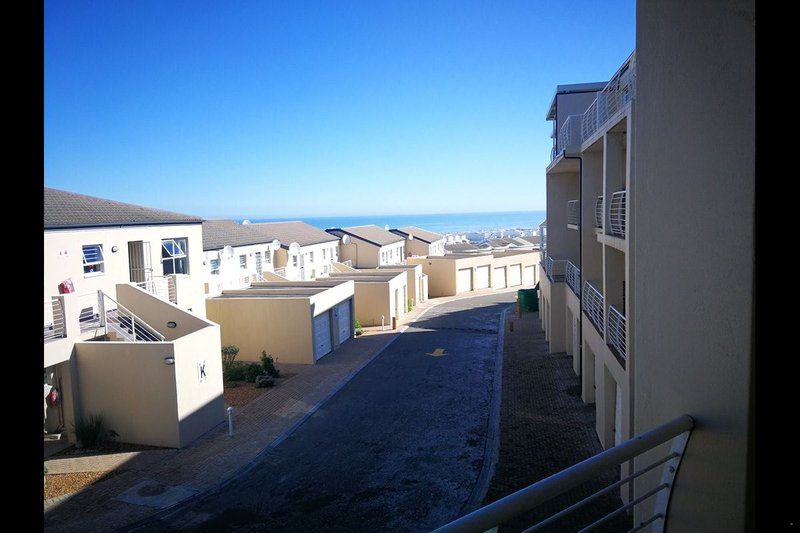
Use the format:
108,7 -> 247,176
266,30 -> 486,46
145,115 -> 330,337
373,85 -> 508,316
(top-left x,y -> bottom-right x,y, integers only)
202,220 -> 275,251
327,225 -> 405,247
249,221 -> 340,248
390,226 -> 444,244
546,81 -> 608,120
488,238 -> 516,248
514,235 -> 541,245
44,187 -> 201,229
444,242 -> 489,252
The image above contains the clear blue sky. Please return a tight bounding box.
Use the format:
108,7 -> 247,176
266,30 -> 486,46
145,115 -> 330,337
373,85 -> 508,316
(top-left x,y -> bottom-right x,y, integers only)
44,0 -> 635,218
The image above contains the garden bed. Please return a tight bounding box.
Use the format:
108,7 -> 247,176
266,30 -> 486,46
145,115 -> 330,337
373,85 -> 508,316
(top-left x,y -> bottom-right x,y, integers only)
223,372 -> 296,408
50,441 -> 168,459
44,470 -> 122,500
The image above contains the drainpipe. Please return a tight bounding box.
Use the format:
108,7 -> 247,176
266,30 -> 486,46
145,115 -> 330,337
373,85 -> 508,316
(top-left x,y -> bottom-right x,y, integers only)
562,153 -> 583,378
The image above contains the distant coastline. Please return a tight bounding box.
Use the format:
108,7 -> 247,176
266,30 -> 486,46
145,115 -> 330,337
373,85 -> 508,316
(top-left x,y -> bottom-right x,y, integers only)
239,210 -> 546,235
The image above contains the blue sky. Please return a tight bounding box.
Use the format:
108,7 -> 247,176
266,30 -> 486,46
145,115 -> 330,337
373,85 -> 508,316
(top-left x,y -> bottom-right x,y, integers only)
44,0 -> 635,218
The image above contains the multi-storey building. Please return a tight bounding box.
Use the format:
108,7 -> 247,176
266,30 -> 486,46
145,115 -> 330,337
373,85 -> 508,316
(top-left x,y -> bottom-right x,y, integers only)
251,221 -> 342,281
389,226 -> 446,257
326,225 -> 407,268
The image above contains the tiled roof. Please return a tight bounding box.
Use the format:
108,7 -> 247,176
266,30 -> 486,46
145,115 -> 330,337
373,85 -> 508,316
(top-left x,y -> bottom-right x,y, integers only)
202,220 -> 275,251
390,226 -> 444,244
249,221 -> 340,248
444,242 -> 490,252
44,187 -> 201,229
327,225 -> 405,247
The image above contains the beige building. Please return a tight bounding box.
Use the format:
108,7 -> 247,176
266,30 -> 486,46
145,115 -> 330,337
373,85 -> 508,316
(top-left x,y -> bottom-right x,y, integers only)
389,226 -> 445,257
325,271 -> 408,327
249,221 -> 342,281
326,225 -> 406,268
333,263 -> 429,308
44,189 -> 224,449
205,280 -> 355,364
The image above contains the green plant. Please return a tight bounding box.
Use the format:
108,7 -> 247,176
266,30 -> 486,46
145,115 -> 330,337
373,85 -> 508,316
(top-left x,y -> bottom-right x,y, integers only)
243,363 -> 265,383
255,374 -> 274,388
73,414 -> 118,449
407,299 -> 413,312
260,351 -> 280,378
354,319 -> 363,336
223,361 -> 265,382
221,345 -> 240,370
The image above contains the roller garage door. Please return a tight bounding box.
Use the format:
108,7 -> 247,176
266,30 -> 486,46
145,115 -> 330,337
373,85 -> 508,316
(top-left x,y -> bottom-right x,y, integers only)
493,266 -> 507,288
457,268 -> 473,293
508,264 -> 522,286
523,265 -> 536,286
335,300 -> 351,343
313,311 -> 333,360
475,265 -> 490,289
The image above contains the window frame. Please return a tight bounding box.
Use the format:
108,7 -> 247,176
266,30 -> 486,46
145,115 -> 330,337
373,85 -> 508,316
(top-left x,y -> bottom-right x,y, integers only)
210,258 -> 220,275
161,237 -> 189,275
82,244 -> 106,277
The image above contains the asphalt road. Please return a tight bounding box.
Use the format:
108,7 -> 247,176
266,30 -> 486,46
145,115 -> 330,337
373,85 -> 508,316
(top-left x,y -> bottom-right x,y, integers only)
142,292 -> 517,533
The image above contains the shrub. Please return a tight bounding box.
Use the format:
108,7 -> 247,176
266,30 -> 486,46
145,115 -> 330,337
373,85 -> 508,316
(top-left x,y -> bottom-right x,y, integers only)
243,363 -> 265,383
354,319 -> 363,336
260,351 -> 280,378
223,361 -> 246,381
255,374 -> 274,388
73,413 -> 118,449
407,299 -> 413,312
221,345 -> 240,370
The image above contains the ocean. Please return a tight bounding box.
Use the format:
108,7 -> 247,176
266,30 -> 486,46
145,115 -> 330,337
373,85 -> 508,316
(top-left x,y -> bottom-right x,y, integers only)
243,210 -> 546,235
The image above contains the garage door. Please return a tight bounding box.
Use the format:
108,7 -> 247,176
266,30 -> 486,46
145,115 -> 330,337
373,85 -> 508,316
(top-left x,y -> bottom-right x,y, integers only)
457,268 -> 473,293
523,265 -> 535,286
335,300 -> 351,343
475,265 -> 490,289
493,266 -> 506,288
313,312 -> 333,360
508,264 -> 522,286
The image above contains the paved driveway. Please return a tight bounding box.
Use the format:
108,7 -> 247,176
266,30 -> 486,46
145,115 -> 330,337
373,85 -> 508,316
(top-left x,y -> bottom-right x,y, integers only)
141,292 -> 516,532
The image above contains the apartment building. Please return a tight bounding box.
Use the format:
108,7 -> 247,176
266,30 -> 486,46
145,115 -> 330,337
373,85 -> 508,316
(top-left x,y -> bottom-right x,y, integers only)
44,189 -> 224,448
326,225 -> 406,268
250,221 -> 341,281
389,226 -> 445,257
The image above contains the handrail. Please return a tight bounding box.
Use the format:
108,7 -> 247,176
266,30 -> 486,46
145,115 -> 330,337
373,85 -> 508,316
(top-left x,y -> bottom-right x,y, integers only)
433,414 -> 694,533
607,305 -> 627,360
609,190 -> 627,238
581,53 -> 636,143
567,200 -> 580,226
101,291 -> 165,342
582,280 -> 605,336
44,298 -> 66,342
595,196 -> 604,229
565,261 -> 581,297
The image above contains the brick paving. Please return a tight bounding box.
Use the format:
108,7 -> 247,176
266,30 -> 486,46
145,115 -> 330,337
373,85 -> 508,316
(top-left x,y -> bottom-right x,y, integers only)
483,311 -> 632,532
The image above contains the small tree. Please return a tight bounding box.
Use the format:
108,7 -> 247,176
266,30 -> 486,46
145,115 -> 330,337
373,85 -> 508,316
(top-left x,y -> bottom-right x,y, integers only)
260,351 -> 280,378
221,345 -> 239,370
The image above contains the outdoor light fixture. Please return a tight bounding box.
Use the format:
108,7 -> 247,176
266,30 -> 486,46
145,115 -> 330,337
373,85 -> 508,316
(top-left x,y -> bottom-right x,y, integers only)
164,357 -> 175,365
111,246 -> 119,253
167,321 -> 177,328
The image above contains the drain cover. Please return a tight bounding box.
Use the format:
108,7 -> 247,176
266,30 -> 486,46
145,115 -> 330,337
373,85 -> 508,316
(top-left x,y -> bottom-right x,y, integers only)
116,479 -> 199,509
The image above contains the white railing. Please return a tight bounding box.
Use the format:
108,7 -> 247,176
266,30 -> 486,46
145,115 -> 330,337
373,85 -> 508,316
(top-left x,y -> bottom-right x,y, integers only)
567,200 -> 579,226
433,414 -> 694,533
595,195 -> 604,229
76,291 -> 102,333
607,305 -> 627,360
100,291 -> 165,342
545,256 -> 566,282
565,261 -> 580,297
274,267 -> 287,278
252,272 -> 267,282
136,276 -> 172,303
557,114 -> 583,154
44,298 -> 66,342
550,145 -> 558,162
609,190 -> 627,238
341,260 -> 353,267
582,280 -> 605,335
581,53 -> 636,143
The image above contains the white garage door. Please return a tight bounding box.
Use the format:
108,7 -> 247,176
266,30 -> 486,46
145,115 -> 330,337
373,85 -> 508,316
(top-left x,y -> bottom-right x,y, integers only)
475,265 -> 490,289
493,266 -> 506,288
336,300 -> 351,343
508,264 -> 522,286
457,268 -> 473,293
313,312 -> 333,360
523,265 -> 535,286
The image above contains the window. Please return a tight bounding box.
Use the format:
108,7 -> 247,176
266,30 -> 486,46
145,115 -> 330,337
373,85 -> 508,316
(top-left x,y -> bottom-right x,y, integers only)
309,251 -> 314,262
292,255 -> 298,267
239,254 -> 247,269
322,249 -> 327,260
210,259 -> 220,275
333,247 -> 338,260
162,238 -> 188,275
82,244 -> 105,276
265,249 -> 272,263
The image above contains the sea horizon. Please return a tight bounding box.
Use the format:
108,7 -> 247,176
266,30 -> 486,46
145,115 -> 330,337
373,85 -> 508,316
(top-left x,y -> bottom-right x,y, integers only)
235,210 -> 546,235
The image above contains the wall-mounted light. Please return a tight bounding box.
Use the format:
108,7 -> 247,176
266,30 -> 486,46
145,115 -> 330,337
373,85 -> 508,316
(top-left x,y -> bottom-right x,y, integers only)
167,321 -> 177,328
164,357 -> 175,365
111,246 -> 119,253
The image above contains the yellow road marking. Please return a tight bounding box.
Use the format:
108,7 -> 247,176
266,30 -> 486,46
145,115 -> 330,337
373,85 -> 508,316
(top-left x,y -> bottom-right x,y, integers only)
427,348 -> 446,356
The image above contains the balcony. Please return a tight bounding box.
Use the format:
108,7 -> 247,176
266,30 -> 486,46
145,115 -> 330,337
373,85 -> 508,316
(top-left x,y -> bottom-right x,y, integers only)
607,304 -> 627,361
595,196 -> 604,229
565,261 -> 580,297
581,53 -> 636,143
608,190 -> 627,238
544,256 -> 566,283
43,298 -> 66,343
567,200 -> 579,227
135,276 -> 176,304
582,280 -> 604,335
557,114 -> 583,156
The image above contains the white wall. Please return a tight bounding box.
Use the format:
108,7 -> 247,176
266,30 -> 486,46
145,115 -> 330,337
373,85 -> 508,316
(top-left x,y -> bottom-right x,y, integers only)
203,242 -> 277,297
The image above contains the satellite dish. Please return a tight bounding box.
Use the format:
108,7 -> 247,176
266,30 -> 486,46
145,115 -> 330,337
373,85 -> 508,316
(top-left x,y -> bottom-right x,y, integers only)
288,242 -> 301,255
384,224 -> 390,230
223,245 -> 234,259
242,219 -> 251,225
407,234 -> 414,241
341,234 -> 351,245
271,239 -> 281,250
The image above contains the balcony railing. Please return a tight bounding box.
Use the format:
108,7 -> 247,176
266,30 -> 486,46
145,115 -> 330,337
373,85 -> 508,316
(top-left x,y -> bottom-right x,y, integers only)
565,261 -> 580,297
433,414 -> 694,533
595,196 -> 604,229
567,200 -> 579,226
609,190 -> 627,238
607,305 -> 627,360
581,53 -> 636,143
582,281 -> 604,335
44,298 -> 66,343
99,291 -> 165,342
545,256 -> 566,283
341,259 -> 352,267
550,145 -> 558,162
135,276 -> 176,304
557,114 -> 583,155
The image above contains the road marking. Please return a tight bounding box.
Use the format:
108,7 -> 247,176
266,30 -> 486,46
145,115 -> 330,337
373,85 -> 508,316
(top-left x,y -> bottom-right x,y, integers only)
427,348 -> 446,357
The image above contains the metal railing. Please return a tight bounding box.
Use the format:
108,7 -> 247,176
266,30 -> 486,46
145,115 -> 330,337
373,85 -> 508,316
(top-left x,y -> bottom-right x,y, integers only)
565,261 -> 581,297
136,276 -> 173,303
567,200 -> 580,226
550,145 -> 558,162
609,190 -> 627,238
273,267 -> 287,278
595,196 -> 604,229
581,53 -> 636,143
434,414 -> 694,533
76,291 -> 102,333
607,305 -> 627,360
341,259 -> 353,267
558,114 -> 583,155
44,298 -> 66,343
99,291 -> 165,342
582,281 -> 605,336
545,256 -> 566,283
